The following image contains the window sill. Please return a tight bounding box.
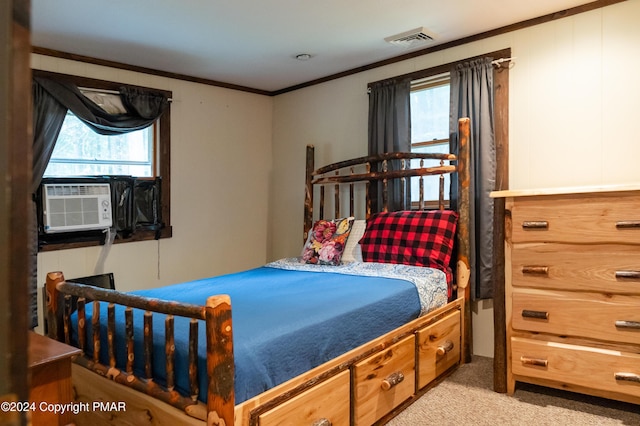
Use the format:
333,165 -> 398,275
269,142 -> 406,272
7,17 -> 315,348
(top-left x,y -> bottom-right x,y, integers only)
38,226 -> 172,253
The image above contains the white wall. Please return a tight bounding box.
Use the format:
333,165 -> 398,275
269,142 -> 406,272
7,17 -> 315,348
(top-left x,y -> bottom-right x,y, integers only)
34,55 -> 273,332
269,0 -> 640,357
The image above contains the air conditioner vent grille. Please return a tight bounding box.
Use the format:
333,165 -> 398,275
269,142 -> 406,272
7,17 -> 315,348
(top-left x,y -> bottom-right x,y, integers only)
46,184 -> 110,197
385,27 -> 436,47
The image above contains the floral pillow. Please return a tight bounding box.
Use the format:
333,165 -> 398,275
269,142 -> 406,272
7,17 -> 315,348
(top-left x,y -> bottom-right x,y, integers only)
301,217 -> 354,265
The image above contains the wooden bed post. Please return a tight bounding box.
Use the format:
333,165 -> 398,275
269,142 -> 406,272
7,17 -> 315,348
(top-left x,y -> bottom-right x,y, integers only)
456,118 -> 472,363
205,295 -> 234,426
303,145 -> 315,244
45,271 -> 66,341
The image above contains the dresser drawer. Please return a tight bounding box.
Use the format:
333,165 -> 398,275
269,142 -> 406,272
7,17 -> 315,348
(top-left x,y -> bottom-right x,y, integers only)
511,243 -> 640,294
354,335 -> 415,425
510,192 -> 640,244
259,370 -> 350,426
512,289 -> 640,345
417,311 -> 460,389
511,337 -> 640,401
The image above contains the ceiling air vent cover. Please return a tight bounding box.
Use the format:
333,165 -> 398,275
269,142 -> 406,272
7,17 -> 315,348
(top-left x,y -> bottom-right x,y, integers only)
385,27 -> 436,47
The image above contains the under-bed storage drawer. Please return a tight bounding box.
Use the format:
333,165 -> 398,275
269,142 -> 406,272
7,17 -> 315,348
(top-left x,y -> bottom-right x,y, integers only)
417,310 -> 460,389
512,289 -> 640,345
258,370 -> 350,426
511,337 -> 640,401
354,335 -> 415,425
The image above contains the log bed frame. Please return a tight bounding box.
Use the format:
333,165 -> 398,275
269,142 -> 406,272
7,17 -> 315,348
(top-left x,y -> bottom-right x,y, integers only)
44,117 -> 471,426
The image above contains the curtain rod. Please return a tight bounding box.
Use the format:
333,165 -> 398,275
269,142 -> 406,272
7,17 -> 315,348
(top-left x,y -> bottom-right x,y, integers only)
367,56 -> 516,93
79,86 -> 173,102
491,57 -> 515,68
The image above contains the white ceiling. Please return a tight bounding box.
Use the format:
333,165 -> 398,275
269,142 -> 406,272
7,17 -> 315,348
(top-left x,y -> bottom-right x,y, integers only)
32,0 -> 598,93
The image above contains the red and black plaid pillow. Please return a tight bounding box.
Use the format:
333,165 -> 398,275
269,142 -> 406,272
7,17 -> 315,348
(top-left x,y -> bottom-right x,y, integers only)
359,210 -> 458,275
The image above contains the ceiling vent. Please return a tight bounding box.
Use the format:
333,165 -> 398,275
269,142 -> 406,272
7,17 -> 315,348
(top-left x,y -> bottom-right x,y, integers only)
385,27 -> 436,47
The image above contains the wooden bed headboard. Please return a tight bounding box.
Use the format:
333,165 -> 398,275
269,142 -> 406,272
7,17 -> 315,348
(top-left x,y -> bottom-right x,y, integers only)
304,117 -> 470,236
303,117 -> 470,288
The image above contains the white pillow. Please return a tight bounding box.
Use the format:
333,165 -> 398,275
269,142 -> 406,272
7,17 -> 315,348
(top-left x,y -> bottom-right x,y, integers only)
341,219 -> 366,263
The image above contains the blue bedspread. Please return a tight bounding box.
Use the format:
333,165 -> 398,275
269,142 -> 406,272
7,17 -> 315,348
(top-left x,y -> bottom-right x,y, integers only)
74,260 -> 447,404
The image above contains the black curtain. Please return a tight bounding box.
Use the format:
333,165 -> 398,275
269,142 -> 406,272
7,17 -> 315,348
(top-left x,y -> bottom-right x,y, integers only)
32,81 -> 68,192
450,58 -> 496,300
368,77 -> 412,212
28,77 -> 170,328
34,77 -> 168,137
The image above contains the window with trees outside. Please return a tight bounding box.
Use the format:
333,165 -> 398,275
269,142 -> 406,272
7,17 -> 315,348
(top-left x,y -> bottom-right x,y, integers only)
34,70 -> 172,251
410,73 -> 450,208
44,110 -> 155,178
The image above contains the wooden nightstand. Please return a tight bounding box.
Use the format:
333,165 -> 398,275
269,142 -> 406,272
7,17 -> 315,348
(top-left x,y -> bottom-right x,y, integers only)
29,332 -> 81,425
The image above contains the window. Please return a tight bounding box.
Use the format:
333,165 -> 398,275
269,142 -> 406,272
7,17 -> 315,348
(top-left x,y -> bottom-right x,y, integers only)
34,70 -> 173,251
409,74 -> 450,207
44,110 -> 155,178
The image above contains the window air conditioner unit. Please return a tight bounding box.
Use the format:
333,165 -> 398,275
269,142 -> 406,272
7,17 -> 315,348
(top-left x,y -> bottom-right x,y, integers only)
42,183 -> 112,233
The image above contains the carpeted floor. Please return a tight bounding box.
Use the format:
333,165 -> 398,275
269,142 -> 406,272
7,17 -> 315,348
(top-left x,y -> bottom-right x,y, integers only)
386,356 -> 640,425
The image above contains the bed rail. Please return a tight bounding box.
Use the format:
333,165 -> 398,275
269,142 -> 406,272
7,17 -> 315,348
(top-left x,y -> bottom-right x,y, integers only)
44,271 -> 235,424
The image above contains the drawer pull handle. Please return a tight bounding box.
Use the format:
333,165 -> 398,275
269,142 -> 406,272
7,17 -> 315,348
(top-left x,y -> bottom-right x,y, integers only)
615,270 -> 640,280
520,356 -> 548,367
522,221 -> 548,230
614,372 -> 640,384
522,266 -> 549,276
381,371 -> 404,391
616,221 -> 640,229
615,320 -> 640,330
312,419 -> 332,426
436,340 -> 455,357
522,310 -> 549,320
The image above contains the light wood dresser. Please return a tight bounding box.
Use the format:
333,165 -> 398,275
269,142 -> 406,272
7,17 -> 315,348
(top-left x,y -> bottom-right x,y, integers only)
491,185 -> 640,404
